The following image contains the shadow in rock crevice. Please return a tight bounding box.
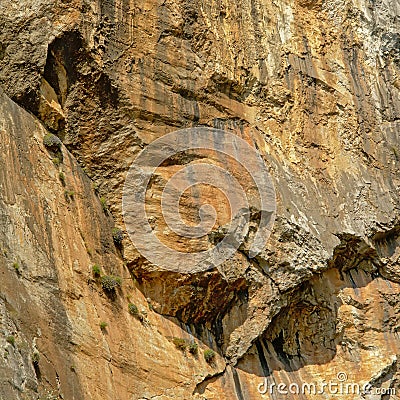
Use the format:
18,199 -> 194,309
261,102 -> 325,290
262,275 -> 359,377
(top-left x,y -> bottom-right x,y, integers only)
237,266 -> 384,380
237,230 -> 400,381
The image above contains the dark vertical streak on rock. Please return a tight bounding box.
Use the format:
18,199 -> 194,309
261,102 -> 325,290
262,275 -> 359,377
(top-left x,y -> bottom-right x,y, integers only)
255,339 -> 271,377
232,367 -> 245,400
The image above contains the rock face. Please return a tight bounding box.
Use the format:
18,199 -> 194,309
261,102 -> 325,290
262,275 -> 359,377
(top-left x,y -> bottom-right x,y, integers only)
0,0 -> 399,399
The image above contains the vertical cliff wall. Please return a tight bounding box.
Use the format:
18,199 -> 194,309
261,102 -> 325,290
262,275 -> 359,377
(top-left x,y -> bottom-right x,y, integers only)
0,0 -> 399,399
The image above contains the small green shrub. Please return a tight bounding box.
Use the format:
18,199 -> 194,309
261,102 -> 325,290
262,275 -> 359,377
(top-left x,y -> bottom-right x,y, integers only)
128,303 -> 139,316
99,321 -> 108,331
6,335 -> 15,346
188,342 -> 198,355
92,264 -> 101,278
43,133 -> 62,149
64,190 -> 75,201
172,337 -> 188,351
59,172 -> 66,186
100,197 -> 108,212
204,349 -> 216,363
101,275 -> 122,292
12,262 -> 20,273
52,157 -> 61,166
112,228 -> 123,246
32,350 -> 40,365
128,303 -> 147,323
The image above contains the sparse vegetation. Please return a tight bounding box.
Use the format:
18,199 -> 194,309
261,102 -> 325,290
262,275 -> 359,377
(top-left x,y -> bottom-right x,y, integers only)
92,264 -> 101,278
6,335 -> 15,346
101,275 -> 122,292
59,172 -> 66,186
393,147 -> 399,160
128,303 -> 148,324
128,303 -> 139,316
12,262 -> 20,273
147,299 -> 154,311
32,350 -> 40,365
188,342 -> 198,355
52,157 -> 61,166
64,190 -> 75,201
173,337 -> 188,351
170,338 -> 198,355
100,197 -> 108,212
99,321 -> 108,331
43,133 -> 62,149
204,349 -> 216,363
112,228 -> 123,246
